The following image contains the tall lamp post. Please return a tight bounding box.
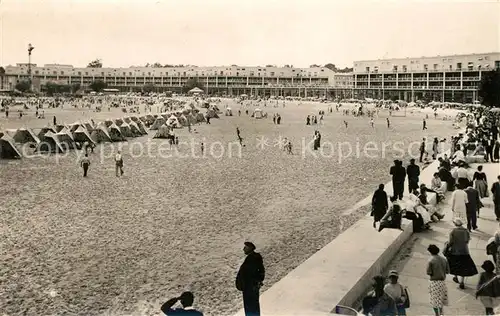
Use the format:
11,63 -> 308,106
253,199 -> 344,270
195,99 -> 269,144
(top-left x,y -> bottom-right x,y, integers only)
28,43 -> 35,91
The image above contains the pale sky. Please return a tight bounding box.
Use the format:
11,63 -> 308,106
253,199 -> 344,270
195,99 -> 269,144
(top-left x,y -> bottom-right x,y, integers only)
0,0 -> 499,68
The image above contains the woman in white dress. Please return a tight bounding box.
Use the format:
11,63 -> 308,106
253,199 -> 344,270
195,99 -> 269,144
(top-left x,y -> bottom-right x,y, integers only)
451,185 -> 468,221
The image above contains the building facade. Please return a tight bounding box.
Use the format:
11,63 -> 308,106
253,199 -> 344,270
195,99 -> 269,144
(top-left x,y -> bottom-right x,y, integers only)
1,64 -> 353,98
353,52 -> 500,103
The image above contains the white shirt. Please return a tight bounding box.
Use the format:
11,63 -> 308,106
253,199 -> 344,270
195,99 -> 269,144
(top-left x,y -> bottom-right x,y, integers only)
453,150 -> 465,162
457,167 -> 468,179
115,153 -> 122,162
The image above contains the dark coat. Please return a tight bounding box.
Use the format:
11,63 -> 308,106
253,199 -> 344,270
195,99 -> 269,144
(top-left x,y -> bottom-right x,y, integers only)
465,187 -> 482,214
390,165 -> 406,183
236,252 -> 265,291
407,164 -> 420,181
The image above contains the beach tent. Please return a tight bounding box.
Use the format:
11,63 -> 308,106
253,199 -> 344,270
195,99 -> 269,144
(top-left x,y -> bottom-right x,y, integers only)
195,112 -> 205,123
135,121 -> 148,135
177,115 -> 188,126
252,108 -> 263,119
150,117 -> 166,130
38,126 -> 57,140
67,122 -> 82,133
0,134 -> 22,159
55,129 -> 76,149
119,122 -> 134,137
206,108 -> 219,119
104,119 -> 114,128
130,116 -> 140,123
114,118 -> 124,127
82,121 -> 94,132
188,87 -> 204,95
153,125 -> 172,139
128,121 -> 143,136
91,125 -> 112,143
54,124 -> 66,133
108,123 -> 125,142
73,126 -> 95,145
166,115 -> 181,128
13,127 -> 40,144
123,117 -> 132,123
35,131 -> 66,153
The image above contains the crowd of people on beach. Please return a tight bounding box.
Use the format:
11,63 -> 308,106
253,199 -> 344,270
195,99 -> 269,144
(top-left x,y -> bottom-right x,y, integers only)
364,107 -> 500,316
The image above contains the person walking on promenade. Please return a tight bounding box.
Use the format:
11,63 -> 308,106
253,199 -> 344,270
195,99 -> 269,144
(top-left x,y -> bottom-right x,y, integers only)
53,115 -> 57,126
474,165 -> 489,198
423,118 -> 428,130
432,137 -> 439,160
465,184 -> 482,230
160,291 -> 203,316
445,219 -> 478,289
451,183 -> 468,222
236,242 -> 265,316
371,184 -> 388,229
426,244 -> 449,316
407,159 -> 420,193
115,150 -> 124,177
390,160 -> 406,200
419,138 -> 426,163
476,260 -> 500,315
80,153 -> 90,177
491,176 -> 500,221
384,270 -> 408,316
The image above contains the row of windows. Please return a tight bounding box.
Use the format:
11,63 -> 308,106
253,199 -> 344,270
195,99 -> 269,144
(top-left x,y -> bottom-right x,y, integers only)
365,61 -> 498,73
355,56 -> 493,67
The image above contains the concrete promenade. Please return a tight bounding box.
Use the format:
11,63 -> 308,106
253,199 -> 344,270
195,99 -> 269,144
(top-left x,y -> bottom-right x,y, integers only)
389,163 -> 500,315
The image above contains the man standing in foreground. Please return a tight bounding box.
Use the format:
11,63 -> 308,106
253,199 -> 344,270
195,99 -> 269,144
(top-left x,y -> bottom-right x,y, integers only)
160,291 -> 203,316
407,158 -> 420,193
80,153 -> 90,177
390,160 -> 406,200
236,242 -> 265,316
115,150 -> 124,177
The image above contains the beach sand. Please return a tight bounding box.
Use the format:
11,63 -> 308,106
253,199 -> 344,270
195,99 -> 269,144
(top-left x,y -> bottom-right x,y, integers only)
0,99 -> 459,315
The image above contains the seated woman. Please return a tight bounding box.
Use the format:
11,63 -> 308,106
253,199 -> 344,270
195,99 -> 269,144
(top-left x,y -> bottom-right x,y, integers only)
418,184 -> 445,221
403,190 -> 431,232
378,196 -> 404,232
362,275 -> 397,316
431,172 -> 447,200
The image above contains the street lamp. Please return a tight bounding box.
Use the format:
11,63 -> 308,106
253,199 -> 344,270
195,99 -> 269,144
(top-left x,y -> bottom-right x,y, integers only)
28,43 -> 35,91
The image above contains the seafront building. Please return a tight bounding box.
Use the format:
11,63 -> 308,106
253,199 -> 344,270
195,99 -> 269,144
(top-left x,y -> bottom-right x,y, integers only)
1,52 -> 499,102
0,64 -> 353,98
353,52 -> 500,102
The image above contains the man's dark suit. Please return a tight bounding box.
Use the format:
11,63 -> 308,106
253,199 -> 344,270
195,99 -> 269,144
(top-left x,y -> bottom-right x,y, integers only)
465,187 -> 481,231
236,251 -> 265,316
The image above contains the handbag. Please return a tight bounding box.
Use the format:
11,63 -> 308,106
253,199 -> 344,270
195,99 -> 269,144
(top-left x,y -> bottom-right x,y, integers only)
443,241 -> 452,257
400,285 -> 410,308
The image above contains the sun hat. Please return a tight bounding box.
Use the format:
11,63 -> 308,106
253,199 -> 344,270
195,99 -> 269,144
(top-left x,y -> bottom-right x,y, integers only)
453,218 -> 463,226
388,270 -> 399,277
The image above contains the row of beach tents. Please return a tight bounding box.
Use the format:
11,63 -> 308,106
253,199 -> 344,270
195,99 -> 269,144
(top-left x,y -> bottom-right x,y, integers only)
0,109 -> 213,159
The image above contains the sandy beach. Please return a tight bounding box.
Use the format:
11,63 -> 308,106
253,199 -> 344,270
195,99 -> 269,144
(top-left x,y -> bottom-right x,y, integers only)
0,100 -> 460,315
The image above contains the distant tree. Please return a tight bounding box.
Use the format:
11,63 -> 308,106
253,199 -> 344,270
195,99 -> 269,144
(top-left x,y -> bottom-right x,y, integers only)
164,64 -> 174,68
71,83 -> 81,94
87,59 -> 103,68
152,62 -> 162,68
145,63 -> 150,67
309,64 -> 321,68
43,82 -> 72,96
265,64 -> 276,67
182,78 -> 204,93
15,80 -> 31,92
89,80 -> 107,92
324,63 -> 337,71
479,69 -> 500,108
143,83 -> 155,93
